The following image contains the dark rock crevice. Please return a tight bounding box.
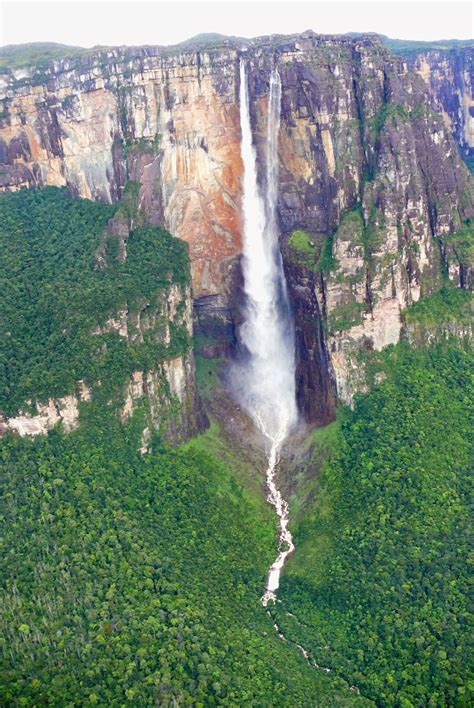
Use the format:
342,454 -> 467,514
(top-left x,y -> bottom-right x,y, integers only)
282,249 -> 337,426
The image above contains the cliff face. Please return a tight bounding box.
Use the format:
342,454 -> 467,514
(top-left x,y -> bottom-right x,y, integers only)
1,33 -> 472,420
404,47 -> 473,162
247,34 -> 473,407
281,249 -> 337,425
0,278 -> 204,444
0,45 -> 244,340
96,279 -> 206,446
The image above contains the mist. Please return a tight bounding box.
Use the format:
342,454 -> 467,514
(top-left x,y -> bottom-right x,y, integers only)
231,60 -> 297,603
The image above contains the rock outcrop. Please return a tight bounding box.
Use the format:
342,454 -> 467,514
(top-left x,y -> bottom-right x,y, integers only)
248,34 -> 473,408
0,265 -> 204,443
0,381 -> 91,436
1,32 -> 472,420
112,282 -> 206,445
404,46 -> 473,162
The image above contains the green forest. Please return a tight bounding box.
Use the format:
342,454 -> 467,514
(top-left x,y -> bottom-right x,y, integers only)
0,187 -> 190,416
2,409 -> 366,706
1,186 -> 472,705
276,333 -> 473,706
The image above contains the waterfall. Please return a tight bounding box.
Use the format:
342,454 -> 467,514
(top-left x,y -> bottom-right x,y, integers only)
235,59 -> 298,605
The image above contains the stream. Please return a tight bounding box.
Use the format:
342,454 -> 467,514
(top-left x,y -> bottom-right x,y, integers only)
234,58 -> 360,696
234,58 -> 298,604
261,438 -> 295,605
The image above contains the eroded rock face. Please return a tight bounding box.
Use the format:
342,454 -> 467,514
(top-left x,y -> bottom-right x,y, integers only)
248,34 -> 473,410
282,253 -> 337,425
0,46 -> 244,308
94,282 -> 194,348
117,283 -> 206,444
120,351 -> 204,447
1,33 -> 472,420
405,47 -> 474,161
0,382 -> 91,436
0,278 -> 205,442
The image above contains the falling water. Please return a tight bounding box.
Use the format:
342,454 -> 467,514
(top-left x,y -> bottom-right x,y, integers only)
235,59 -> 298,605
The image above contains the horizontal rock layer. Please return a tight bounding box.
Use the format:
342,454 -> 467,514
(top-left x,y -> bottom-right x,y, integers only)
1,32 -> 473,420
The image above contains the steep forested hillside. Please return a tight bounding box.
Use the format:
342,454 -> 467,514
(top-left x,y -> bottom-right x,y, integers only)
276,297 -> 473,705
2,409 -> 365,705
0,186 -> 364,706
0,187 -> 190,417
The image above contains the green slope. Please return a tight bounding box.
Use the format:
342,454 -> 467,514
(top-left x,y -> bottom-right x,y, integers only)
0,187 -> 365,705
275,307 -> 473,705
1,402 -> 367,705
0,187 -> 190,416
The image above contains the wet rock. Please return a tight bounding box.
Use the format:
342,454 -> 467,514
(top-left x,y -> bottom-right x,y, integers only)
0,33 -> 472,415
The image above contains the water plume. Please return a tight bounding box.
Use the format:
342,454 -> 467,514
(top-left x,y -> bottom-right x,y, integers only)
234,59 -> 298,604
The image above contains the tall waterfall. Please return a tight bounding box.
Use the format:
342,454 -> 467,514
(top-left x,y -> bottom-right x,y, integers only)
236,60 -> 298,604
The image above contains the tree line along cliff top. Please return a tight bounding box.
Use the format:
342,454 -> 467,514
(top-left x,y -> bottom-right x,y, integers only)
1,32 -> 473,74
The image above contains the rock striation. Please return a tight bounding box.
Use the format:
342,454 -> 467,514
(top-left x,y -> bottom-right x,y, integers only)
248,34 -> 473,409
112,282 -> 206,445
404,46 -> 473,162
1,32 -> 472,421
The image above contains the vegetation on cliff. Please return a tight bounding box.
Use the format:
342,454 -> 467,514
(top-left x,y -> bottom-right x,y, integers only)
441,218 -> 474,284
0,187 -> 190,417
403,285 -> 472,336
1,401 -> 366,706
276,299 -> 473,705
0,42 -> 87,70
1,186 -> 365,706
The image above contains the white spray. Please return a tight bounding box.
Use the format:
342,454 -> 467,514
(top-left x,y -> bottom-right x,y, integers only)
236,60 -> 298,604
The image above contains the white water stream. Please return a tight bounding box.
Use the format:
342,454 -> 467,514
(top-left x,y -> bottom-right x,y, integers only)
234,64 -> 360,694
236,60 -> 298,605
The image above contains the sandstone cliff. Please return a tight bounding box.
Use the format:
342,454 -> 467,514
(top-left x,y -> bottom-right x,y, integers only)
1,32 -> 472,421
248,34 -> 473,411
0,277 -> 204,444
403,46 -> 473,164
